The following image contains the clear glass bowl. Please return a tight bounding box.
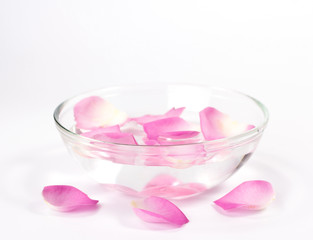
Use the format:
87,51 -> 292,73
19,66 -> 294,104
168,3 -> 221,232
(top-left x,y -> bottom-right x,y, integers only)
54,83 -> 269,199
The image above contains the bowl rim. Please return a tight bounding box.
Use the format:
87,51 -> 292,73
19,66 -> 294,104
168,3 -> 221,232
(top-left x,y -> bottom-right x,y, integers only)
53,83 -> 269,148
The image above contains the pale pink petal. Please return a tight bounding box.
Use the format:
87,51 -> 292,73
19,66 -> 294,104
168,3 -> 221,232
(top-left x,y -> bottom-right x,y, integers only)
129,114 -> 162,125
81,125 -> 121,138
74,96 -> 127,130
159,131 -> 199,139
42,185 -> 98,211
165,107 -> 185,118
155,130 -> 200,145
143,174 -> 179,189
81,125 -> 136,145
143,117 -> 191,140
141,185 -> 206,199
247,124 -> 255,130
200,107 -> 255,141
164,144 -> 207,168
133,208 -> 170,223
104,176 -> 207,199
103,184 -> 140,197
130,107 -> 185,125
92,132 -> 137,145
156,138 -> 201,145
213,180 -> 275,210
143,143 -> 206,167
132,196 -> 189,226
141,175 -> 207,199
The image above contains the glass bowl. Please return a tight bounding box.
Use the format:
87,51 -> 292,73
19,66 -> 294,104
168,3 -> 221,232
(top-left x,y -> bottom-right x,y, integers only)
54,83 -> 269,199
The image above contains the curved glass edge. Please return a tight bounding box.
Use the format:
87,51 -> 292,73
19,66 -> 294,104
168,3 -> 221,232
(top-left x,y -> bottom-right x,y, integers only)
53,83 -> 269,149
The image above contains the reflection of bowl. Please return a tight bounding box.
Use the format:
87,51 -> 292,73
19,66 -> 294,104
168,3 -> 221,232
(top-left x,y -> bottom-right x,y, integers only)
53,83 -> 269,199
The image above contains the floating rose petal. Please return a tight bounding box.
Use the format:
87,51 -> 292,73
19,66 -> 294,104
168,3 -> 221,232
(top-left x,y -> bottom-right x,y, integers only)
159,131 -> 199,139
81,125 -> 138,164
200,107 -> 255,141
142,142 -> 206,168
74,96 -> 127,130
130,107 -> 185,125
143,117 -> 191,140
83,130 -> 137,145
132,196 -> 189,226
97,132 -> 137,145
213,180 -> 275,210
42,185 -> 98,211
165,107 -> 185,118
157,138 -> 202,146
81,125 -> 121,138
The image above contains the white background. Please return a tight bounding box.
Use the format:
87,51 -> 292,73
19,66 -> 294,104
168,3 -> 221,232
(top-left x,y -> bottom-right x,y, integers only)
1,0 -> 313,239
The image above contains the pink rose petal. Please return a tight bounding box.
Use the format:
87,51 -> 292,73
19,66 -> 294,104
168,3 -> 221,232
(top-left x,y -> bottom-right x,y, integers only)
165,107 -> 185,118
95,132 -> 137,145
159,131 -> 199,139
82,127 -> 137,145
74,96 -> 127,130
132,196 -> 189,226
156,138 -> 202,146
200,107 -> 255,141
142,142 -> 206,167
130,107 -> 185,125
81,125 -> 121,138
143,117 -> 191,140
42,185 -> 98,211
213,180 -> 275,210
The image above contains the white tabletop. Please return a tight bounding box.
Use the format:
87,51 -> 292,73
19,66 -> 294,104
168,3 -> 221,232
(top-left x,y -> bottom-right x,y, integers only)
1,1 -> 313,239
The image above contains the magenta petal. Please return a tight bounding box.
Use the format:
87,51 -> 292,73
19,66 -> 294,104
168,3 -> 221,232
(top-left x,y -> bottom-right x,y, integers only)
200,107 -> 255,141
74,96 -> 127,130
132,196 -> 189,226
42,185 -> 98,211
143,117 -> 191,140
213,180 -> 275,210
